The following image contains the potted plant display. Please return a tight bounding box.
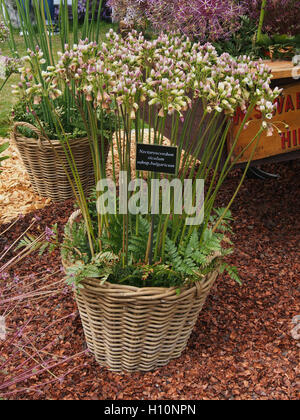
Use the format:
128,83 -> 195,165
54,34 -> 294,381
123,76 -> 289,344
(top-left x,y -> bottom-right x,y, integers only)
1,0 -> 113,201
15,28 -> 281,372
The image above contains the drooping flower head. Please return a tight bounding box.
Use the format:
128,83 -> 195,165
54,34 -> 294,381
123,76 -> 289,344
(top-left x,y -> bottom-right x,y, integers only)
0,53 -> 20,81
0,20 -> 8,43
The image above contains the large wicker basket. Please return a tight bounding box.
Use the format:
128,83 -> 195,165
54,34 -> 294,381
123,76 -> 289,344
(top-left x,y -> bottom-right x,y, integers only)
64,213 -> 218,373
11,122 -> 110,202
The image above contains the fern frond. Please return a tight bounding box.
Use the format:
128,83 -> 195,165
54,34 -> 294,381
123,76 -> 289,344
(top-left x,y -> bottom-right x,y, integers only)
219,263 -> 241,285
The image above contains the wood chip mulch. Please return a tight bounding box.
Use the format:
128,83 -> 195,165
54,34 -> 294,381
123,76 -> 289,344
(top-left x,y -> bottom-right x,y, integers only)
0,159 -> 299,400
0,138 -> 51,225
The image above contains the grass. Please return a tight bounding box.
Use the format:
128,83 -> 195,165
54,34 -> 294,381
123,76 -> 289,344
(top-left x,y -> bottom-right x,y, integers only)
0,36 -> 25,137
0,21 -> 115,137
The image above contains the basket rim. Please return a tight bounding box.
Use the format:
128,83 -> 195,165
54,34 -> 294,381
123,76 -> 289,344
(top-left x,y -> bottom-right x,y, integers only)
63,257 -> 200,291
11,125 -> 91,147
62,211 -> 220,300
62,256 -> 218,301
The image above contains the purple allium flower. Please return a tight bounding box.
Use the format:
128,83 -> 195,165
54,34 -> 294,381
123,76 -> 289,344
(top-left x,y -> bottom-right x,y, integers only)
108,0 -> 246,41
148,0 -> 246,41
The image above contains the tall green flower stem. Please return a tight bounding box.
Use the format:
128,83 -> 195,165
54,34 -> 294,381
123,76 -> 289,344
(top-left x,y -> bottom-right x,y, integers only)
212,128 -> 264,234
197,102 -> 258,242
30,101 -> 96,256
256,0 -> 267,44
0,75 -> 10,92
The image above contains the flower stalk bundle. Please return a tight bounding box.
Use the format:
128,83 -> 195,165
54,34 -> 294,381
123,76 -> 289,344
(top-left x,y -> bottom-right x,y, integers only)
0,0 -> 105,134
13,28 -> 282,287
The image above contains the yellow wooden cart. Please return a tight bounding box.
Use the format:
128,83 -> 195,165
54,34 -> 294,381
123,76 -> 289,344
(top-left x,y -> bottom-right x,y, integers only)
229,61 -> 300,171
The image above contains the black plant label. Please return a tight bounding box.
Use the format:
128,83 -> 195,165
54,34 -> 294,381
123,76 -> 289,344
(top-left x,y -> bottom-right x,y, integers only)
136,143 -> 178,175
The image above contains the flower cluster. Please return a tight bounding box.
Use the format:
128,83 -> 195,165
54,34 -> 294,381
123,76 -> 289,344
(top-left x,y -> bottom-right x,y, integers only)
248,0 -> 300,36
0,53 -> 20,81
190,52 -> 281,117
13,30 -> 281,124
11,47 -> 58,104
0,20 -> 8,43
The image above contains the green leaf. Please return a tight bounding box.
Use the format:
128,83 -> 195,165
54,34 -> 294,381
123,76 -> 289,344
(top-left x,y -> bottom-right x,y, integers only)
0,142 -> 9,171
220,263 -> 241,285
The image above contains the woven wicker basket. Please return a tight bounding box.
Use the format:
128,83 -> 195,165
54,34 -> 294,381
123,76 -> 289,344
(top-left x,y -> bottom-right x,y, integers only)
11,122 -> 110,202
64,211 -> 218,373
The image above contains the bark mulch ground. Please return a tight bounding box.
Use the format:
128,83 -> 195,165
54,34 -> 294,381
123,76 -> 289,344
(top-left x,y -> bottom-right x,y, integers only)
0,138 -> 51,225
0,160 -> 299,400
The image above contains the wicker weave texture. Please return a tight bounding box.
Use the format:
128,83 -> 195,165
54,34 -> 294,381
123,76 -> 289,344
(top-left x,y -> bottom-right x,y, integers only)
11,122 -> 109,202
74,271 -> 218,372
